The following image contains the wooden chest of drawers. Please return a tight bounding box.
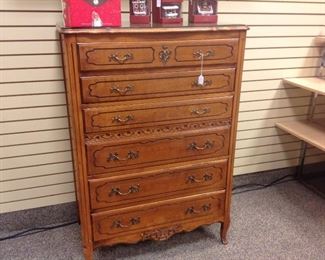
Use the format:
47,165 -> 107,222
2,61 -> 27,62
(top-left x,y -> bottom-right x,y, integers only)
60,25 -> 247,260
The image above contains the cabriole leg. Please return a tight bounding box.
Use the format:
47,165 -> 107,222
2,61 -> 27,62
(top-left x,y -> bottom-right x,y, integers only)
220,221 -> 230,245
84,246 -> 93,260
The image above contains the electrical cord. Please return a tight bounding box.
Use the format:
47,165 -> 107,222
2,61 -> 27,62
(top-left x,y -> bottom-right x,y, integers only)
0,174 -> 296,242
0,220 -> 78,242
232,174 -> 295,195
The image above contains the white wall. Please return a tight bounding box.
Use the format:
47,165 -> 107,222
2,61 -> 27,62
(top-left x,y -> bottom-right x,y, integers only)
1,0 -> 325,213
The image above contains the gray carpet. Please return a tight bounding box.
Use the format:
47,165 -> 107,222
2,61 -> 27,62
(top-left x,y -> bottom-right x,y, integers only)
1,181 -> 325,260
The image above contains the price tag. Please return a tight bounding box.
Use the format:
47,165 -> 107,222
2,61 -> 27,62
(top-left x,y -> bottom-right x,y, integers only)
198,74 -> 204,85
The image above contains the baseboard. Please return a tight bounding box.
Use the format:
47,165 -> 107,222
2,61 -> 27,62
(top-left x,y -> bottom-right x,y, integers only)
1,161 -> 324,233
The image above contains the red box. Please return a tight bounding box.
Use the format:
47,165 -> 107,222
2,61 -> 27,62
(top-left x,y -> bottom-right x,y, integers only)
152,0 -> 183,24
61,0 -> 121,28
130,0 -> 151,24
189,0 -> 218,24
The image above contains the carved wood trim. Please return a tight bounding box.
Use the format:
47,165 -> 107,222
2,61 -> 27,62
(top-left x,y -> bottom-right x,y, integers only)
141,225 -> 183,241
93,218 -> 224,248
85,120 -> 231,143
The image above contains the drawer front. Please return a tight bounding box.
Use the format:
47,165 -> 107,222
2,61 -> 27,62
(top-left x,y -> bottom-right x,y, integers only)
79,45 -> 154,71
89,159 -> 227,210
92,192 -> 225,241
83,96 -> 233,133
174,41 -> 237,63
86,128 -> 230,175
78,39 -> 238,71
81,68 -> 235,103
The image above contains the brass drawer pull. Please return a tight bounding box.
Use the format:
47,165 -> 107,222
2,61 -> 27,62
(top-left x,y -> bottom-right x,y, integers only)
186,174 -> 213,183
188,141 -> 214,151
107,151 -> 139,162
191,108 -> 210,116
185,204 -> 212,215
192,79 -> 212,88
112,115 -> 134,124
159,46 -> 171,64
112,217 -> 141,229
109,53 -> 133,64
111,85 -> 134,95
110,184 -> 140,197
193,50 -> 215,59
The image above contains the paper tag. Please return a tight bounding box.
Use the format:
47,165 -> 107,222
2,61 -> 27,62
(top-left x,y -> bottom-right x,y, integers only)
92,11 -> 103,27
156,0 -> 161,7
198,74 -> 204,85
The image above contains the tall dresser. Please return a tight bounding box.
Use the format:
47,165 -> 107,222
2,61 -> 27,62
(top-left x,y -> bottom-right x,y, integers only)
60,25 -> 248,260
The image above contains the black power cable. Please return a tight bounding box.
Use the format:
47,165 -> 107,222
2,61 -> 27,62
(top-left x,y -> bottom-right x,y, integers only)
0,174 -> 296,242
232,174 -> 295,195
0,220 -> 78,242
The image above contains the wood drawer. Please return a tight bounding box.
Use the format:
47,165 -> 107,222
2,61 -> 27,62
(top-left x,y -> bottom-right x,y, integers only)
83,95 -> 233,133
80,68 -> 235,103
89,159 -> 227,210
86,127 -> 230,175
78,39 -> 238,71
92,191 -> 225,241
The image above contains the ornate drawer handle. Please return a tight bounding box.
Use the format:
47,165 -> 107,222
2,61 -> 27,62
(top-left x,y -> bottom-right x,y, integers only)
191,108 -> 210,116
159,46 -> 171,64
109,53 -> 133,64
109,184 -> 140,197
192,79 -> 212,88
111,85 -> 134,95
107,151 -> 139,162
193,50 -> 215,59
112,217 -> 141,229
112,115 -> 134,124
186,174 -> 213,183
185,204 -> 212,215
188,141 -> 214,151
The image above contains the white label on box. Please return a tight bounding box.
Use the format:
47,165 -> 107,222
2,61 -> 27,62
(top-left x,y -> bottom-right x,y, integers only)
157,0 -> 161,7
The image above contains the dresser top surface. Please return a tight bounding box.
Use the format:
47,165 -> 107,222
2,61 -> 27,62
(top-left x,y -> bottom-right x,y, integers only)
58,24 -> 249,35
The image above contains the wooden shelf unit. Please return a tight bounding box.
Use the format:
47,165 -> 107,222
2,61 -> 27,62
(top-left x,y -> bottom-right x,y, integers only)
283,78 -> 325,96
276,119 -> 325,152
276,77 -> 325,197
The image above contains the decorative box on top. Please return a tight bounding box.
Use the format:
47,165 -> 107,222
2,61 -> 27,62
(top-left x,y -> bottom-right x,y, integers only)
130,0 -> 151,24
152,0 -> 183,24
189,0 -> 218,23
61,0 -> 121,27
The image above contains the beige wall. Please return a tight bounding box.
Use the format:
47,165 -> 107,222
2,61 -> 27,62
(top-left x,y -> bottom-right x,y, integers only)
1,0 -> 325,213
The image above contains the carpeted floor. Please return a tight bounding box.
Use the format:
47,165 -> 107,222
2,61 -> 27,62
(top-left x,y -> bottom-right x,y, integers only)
1,180 -> 324,260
